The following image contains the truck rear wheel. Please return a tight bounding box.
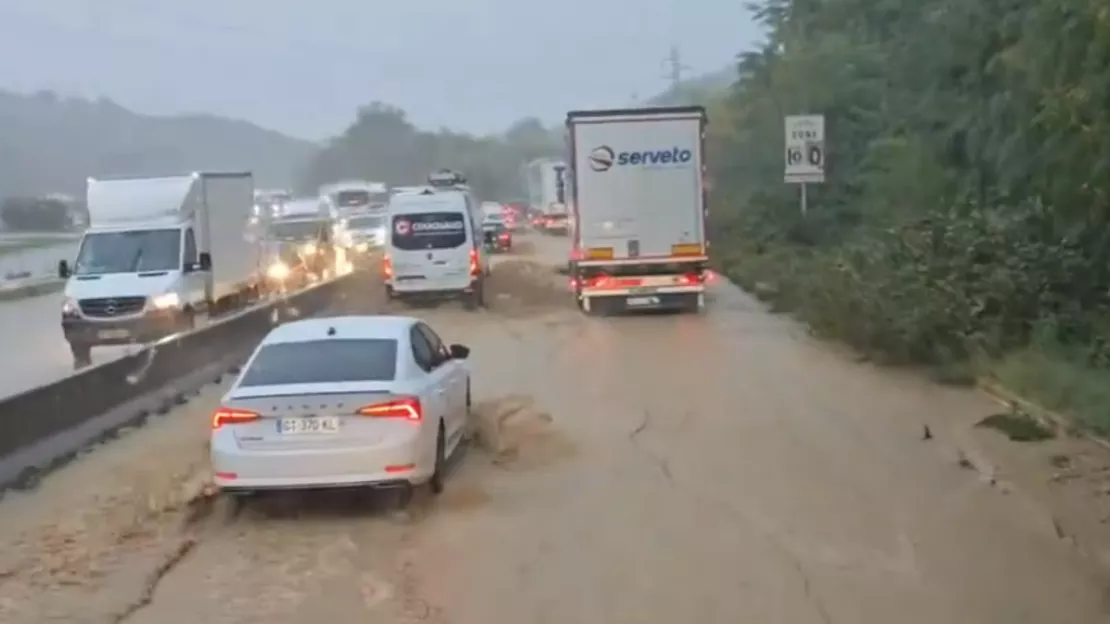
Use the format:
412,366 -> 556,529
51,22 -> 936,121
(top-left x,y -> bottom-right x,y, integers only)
679,293 -> 702,314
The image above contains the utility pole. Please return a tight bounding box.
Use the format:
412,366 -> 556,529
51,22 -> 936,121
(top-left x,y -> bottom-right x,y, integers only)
661,45 -> 691,90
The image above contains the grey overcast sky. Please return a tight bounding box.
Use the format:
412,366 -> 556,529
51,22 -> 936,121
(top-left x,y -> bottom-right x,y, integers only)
0,1 -> 759,139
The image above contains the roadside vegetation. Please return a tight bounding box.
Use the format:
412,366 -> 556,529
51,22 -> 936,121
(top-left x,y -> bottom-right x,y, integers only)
300,103 -> 562,201
703,0 -> 1110,433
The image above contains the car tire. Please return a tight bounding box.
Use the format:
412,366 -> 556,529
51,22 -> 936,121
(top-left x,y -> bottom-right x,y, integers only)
180,307 -> 196,332
464,281 -> 485,310
70,342 -> 92,369
429,422 -> 446,495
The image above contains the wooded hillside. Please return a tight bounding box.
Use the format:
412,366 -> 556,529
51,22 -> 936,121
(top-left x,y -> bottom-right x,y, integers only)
706,0 -> 1110,429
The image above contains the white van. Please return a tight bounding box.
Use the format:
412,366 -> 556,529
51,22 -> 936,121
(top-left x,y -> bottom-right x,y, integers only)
382,189 -> 490,309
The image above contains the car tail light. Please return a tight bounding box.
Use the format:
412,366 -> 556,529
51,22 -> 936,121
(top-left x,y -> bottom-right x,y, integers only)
499,232 -> 510,241
358,396 -> 422,421
382,254 -> 393,278
468,248 -> 480,275
211,407 -> 260,430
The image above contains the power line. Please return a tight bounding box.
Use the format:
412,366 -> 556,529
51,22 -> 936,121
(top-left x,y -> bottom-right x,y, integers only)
660,45 -> 691,89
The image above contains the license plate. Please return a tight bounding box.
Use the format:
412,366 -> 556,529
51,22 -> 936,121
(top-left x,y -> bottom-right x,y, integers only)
630,286 -> 657,294
277,417 -> 339,434
627,296 -> 661,306
98,329 -> 129,339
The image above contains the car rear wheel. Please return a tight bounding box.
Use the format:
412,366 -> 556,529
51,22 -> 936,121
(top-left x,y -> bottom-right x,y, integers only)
429,422 -> 446,495
464,280 -> 485,310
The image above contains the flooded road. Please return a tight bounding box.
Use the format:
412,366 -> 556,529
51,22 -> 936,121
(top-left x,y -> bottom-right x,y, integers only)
2,232 -> 1109,623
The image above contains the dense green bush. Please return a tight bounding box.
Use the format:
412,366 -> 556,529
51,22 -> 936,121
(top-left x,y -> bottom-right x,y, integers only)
706,0 -> 1110,420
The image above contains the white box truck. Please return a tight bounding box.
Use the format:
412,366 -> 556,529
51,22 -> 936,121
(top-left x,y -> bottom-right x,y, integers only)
58,172 -> 263,367
566,106 -> 709,315
522,158 -> 569,233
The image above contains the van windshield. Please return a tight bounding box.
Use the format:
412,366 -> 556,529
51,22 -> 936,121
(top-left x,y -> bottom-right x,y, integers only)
335,190 -> 370,207
269,219 -> 327,241
74,229 -> 181,275
391,212 -> 467,250
348,215 -> 384,230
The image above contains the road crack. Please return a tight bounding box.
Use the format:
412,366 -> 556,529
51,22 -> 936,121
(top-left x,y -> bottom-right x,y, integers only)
628,410 -> 672,480
791,558 -> 833,624
111,535 -> 198,622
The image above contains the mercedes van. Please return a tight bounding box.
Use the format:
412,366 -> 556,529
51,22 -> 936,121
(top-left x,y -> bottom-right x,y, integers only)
382,189 -> 489,309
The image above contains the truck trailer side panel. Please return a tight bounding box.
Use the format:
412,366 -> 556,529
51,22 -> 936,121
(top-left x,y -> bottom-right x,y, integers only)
568,108 -> 706,262
200,173 -> 259,302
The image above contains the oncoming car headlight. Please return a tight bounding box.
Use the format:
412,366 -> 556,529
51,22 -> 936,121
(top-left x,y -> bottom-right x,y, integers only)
267,261 -> 290,280
355,242 -> 369,252
300,242 -> 317,255
151,292 -> 180,309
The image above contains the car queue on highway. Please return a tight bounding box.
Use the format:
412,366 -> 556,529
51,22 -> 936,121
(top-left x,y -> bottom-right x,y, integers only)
3,106 -> 1110,623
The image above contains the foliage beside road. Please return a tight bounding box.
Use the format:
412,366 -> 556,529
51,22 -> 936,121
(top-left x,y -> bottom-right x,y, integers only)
705,0 -> 1110,431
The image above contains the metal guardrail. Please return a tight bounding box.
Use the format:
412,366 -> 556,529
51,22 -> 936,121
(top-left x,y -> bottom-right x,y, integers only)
0,273 -> 357,489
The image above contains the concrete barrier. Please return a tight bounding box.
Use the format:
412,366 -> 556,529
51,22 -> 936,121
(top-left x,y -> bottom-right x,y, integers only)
0,273 -> 357,489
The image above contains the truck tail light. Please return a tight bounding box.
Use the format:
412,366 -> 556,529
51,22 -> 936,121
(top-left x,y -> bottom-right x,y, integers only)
382,254 -> 393,278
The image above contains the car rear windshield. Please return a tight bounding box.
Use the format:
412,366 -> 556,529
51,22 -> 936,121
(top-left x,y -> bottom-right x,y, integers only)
336,190 -> 371,207
391,212 -> 467,250
238,338 -> 397,386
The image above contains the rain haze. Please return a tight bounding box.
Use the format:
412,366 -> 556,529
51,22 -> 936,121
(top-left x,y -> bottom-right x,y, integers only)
0,1 -> 759,137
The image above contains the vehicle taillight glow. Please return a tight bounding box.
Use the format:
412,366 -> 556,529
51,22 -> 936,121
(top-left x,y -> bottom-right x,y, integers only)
499,232 -> 510,241
676,273 -> 703,286
584,274 -> 643,289
382,255 -> 393,278
358,396 -> 422,421
468,248 -> 480,275
211,407 -> 260,430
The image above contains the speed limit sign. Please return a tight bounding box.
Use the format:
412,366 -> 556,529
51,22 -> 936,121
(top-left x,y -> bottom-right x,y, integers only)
784,115 -> 825,183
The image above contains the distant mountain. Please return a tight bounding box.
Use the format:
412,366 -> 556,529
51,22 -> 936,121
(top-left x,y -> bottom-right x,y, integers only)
0,90 -> 318,197
646,66 -> 736,106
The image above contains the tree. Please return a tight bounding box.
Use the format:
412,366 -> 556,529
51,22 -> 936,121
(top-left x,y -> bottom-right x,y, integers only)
300,104 -> 562,200
707,0 -> 1110,368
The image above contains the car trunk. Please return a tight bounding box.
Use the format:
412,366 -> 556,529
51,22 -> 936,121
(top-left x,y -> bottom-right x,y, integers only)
222,384 -> 413,451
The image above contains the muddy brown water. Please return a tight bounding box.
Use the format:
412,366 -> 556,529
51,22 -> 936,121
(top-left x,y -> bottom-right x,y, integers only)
2,232 -> 1110,623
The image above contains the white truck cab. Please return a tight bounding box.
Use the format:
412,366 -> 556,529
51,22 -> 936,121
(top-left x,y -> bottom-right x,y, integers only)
319,180 -> 389,216
59,172 -> 261,367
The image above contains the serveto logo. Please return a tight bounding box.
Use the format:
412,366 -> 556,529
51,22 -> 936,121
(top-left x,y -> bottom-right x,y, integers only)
589,146 -> 615,172
394,218 -> 411,235
591,145 -> 695,171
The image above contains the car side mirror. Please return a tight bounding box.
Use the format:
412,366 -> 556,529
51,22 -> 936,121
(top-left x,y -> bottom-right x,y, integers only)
198,252 -> 212,271
57,259 -> 70,279
448,344 -> 470,359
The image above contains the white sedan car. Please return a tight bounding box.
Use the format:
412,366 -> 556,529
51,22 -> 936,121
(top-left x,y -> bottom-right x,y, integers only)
210,315 -> 471,504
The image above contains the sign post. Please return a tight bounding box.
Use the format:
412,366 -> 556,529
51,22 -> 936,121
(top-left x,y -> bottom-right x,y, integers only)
784,114 -> 825,216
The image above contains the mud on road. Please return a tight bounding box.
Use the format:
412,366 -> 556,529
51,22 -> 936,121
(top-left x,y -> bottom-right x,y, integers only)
3,232 -> 1110,623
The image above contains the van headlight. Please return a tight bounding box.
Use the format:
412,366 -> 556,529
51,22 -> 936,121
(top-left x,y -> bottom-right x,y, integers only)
150,292 -> 180,309
61,297 -> 79,317
355,242 -> 369,252
301,242 -> 317,255
267,261 -> 290,280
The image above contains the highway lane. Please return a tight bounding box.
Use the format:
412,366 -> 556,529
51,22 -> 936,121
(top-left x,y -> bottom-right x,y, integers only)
0,291 -> 134,399
0,240 -> 78,281
3,231 -> 1110,623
